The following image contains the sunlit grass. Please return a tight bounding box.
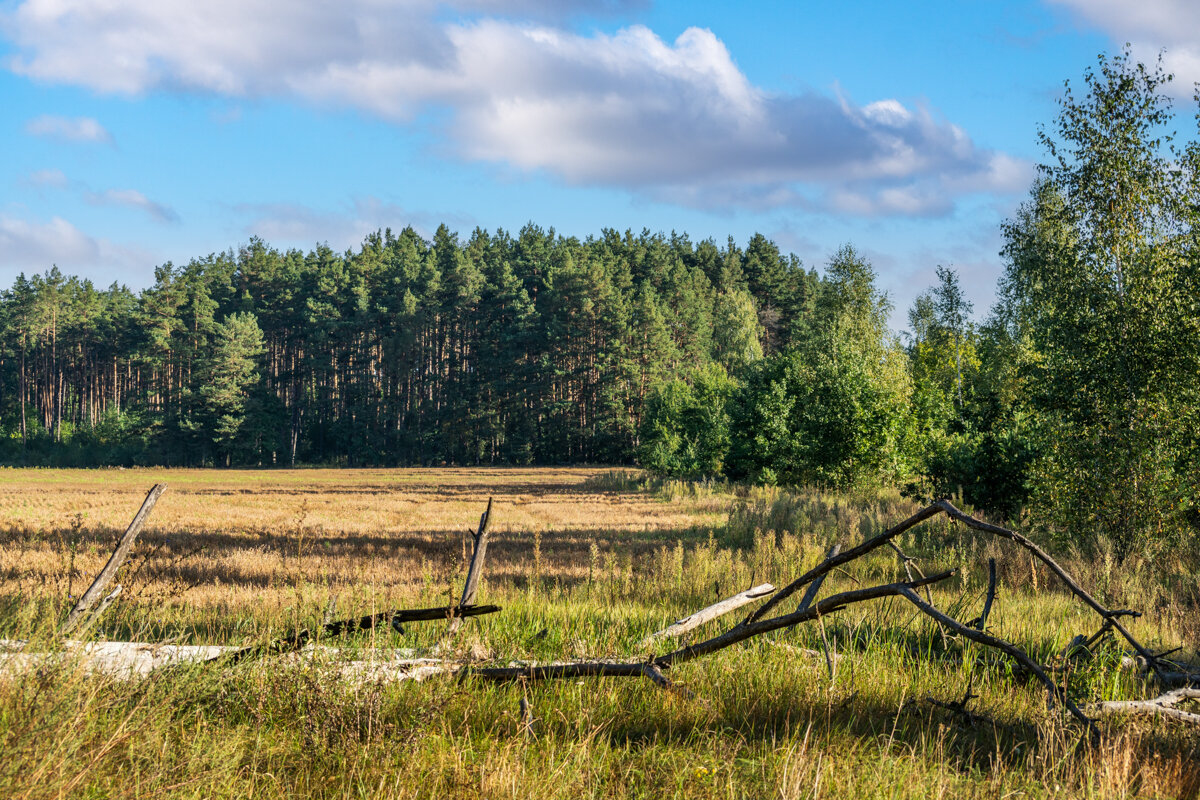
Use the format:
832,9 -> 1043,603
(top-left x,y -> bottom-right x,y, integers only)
0,468 -> 1197,798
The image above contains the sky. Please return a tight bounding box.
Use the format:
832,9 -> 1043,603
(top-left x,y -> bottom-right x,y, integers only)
1,0 -> 1196,330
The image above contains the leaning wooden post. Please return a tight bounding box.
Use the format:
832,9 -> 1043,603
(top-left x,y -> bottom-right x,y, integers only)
449,497 -> 493,634
61,484 -> 167,636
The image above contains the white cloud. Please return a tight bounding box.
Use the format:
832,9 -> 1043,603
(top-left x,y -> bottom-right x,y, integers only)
23,114 -> 113,144
1049,0 -> 1200,95
24,168 -> 69,187
4,1 -> 1027,215
239,197 -> 475,249
0,214 -> 152,283
84,188 -> 179,223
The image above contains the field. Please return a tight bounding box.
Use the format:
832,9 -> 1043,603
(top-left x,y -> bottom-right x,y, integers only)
1,467 -> 1198,799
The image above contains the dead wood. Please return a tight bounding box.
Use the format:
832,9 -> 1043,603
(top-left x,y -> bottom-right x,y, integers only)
638,582 -> 775,647
932,500 -> 1164,680
61,484 -> 166,636
744,504 -> 943,625
969,558 -> 997,631
894,586 -> 1092,727
464,571 -> 954,683
216,603 -> 501,664
797,544 -> 840,613
448,498 -> 493,634
1088,687 -> 1200,725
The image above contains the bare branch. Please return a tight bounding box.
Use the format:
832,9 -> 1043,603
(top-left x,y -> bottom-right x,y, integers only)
797,544 -> 840,613
218,604 -> 501,665
934,500 -> 1164,680
894,586 -> 1093,727
466,571 -> 955,683
639,583 -> 774,647
62,484 -> 166,636
744,504 -> 943,625
449,498 -> 493,634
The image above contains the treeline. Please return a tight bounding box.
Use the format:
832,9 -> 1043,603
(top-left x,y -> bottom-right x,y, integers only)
0,225 -> 818,467
644,51 -> 1200,555
2,50 -> 1198,553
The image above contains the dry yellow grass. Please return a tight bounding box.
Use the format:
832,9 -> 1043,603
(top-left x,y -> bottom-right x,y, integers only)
1,468 -> 1198,799
0,467 -> 729,625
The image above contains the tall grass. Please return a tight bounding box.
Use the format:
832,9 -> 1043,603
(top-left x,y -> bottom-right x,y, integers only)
1,468 -> 1198,798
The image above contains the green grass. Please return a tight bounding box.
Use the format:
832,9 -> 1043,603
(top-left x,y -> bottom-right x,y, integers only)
1,471 -> 1198,799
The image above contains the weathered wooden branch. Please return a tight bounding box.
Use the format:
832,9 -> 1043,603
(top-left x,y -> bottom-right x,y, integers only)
933,500 -> 1164,680
464,571 -> 954,683
744,504 -> 944,625
638,583 -> 774,647
894,586 -> 1092,727
61,484 -> 166,636
1088,687 -> 1200,725
743,500 -> 1165,684
449,498 -> 493,634
216,603 -> 502,664
797,544 -> 840,613
970,558 -> 997,631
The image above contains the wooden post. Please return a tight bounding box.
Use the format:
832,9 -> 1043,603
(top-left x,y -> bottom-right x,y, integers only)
61,484 -> 166,636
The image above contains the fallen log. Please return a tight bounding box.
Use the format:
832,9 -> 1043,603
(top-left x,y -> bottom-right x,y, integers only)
216,603 -> 501,664
1088,687 -> 1200,725
464,571 -> 954,683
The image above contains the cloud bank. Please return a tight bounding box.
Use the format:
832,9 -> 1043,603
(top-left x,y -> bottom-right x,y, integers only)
0,213 -> 151,283
1050,0 -> 1200,96
4,0 -> 1027,215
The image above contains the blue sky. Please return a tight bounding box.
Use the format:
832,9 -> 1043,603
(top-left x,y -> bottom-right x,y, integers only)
1,0 -> 1194,329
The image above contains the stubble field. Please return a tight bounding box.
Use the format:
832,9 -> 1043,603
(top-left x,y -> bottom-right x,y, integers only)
0,467 -> 1198,799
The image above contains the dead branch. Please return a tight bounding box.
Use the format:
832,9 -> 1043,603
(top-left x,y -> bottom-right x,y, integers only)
744,504 -> 943,625
894,586 -> 1092,726
448,498 -> 493,635
638,583 -> 775,647
933,500 -> 1164,680
969,558 -> 997,631
217,603 -> 501,664
797,544 -> 840,613
1088,688 -> 1200,725
464,571 -> 954,683
61,484 -> 166,636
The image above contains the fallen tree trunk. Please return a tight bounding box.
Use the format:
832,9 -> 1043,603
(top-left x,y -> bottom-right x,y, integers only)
465,571 -> 954,683
1088,687 -> 1200,725
216,603 -> 502,664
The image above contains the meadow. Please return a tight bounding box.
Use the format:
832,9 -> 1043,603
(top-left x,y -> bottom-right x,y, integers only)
0,467 -> 1198,799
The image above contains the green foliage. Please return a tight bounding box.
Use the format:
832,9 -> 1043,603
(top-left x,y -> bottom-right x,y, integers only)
638,365 -> 735,478
710,288 -> 763,373
0,229 -> 818,468
999,50 -> 1200,554
726,340 -> 912,489
195,312 -> 265,465
727,247 -> 913,489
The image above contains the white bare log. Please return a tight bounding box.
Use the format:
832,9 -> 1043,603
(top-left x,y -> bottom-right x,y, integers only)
0,639 -> 458,683
639,583 -> 775,647
1088,687 -> 1200,725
